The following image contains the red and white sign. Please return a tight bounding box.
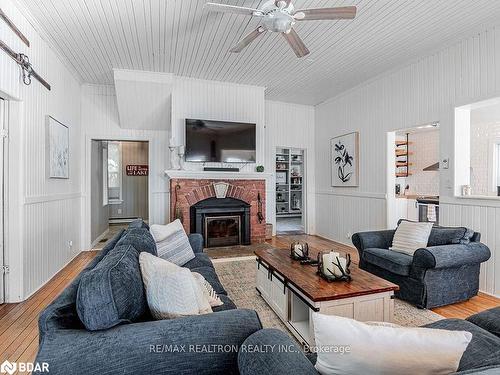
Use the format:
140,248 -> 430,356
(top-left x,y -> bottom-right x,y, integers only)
126,165 -> 149,176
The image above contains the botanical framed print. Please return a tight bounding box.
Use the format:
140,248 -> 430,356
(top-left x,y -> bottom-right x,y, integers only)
47,116 -> 69,179
331,132 -> 359,187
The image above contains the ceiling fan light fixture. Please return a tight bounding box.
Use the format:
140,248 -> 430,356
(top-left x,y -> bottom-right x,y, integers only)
205,1 -> 356,57
294,12 -> 305,20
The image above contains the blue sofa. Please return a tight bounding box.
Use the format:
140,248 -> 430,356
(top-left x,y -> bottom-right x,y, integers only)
351,222 -> 491,308
238,307 -> 500,375
34,221 -> 262,375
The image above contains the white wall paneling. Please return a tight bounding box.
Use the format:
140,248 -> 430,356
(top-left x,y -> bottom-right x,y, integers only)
315,24 -> 500,297
113,69 -> 174,131
84,76 -> 315,239
1,0 -> 82,301
265,101 -> 316,234
171,76 -> 266,170
81,84 -> 170,249
440,200 -> 499,297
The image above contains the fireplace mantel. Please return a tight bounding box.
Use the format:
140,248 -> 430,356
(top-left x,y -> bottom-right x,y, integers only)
165,169 -> 273,180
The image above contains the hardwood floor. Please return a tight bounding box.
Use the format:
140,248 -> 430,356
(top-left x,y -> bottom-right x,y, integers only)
0,251 -> 98,368
0,234 -> 498,370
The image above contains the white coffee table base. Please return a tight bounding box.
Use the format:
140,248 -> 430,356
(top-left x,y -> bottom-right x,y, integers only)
256,259 -> 395,346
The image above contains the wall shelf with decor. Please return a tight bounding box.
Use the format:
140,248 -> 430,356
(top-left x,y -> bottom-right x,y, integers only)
395,134 -> 412,178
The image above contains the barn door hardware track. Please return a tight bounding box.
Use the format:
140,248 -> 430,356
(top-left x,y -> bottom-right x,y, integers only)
0,7 -> 30,46
0,40 -> 51,90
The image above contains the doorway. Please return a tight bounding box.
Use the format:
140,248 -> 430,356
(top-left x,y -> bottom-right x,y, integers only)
90,140 -> 149,248
0,98 -> 6,303
275,147 -> 306,234
386,122 -> 440,228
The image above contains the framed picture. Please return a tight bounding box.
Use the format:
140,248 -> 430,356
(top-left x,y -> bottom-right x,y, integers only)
276,171 -> 287,184
331,132 -> 359,187
47,116 -> 69,179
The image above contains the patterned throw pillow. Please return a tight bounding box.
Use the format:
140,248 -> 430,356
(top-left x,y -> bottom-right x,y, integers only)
139,252 -> 212,320
149,220 -> 195,266
192,272 -> 224,307
390,221 -> 434,256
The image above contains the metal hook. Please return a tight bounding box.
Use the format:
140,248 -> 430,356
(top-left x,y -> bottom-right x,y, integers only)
19,53 -> 33,86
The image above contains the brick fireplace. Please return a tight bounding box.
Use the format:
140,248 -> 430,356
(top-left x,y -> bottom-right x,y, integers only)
170,178 -> 266,245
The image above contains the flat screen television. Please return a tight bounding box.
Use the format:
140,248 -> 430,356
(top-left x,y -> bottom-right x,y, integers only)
185,119 -> 256,163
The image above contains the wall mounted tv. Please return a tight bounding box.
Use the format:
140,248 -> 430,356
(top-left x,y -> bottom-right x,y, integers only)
185,119 -> 256,163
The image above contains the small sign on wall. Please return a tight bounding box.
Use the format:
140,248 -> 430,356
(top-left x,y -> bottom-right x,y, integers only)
126,165 -> 149,176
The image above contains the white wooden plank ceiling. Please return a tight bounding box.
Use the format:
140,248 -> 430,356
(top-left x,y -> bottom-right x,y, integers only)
13,0 -> 500,105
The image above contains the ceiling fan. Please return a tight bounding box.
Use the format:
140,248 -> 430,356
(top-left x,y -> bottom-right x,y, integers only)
204,0 -> 357,58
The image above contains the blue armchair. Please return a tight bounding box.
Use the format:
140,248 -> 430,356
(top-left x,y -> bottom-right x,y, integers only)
351,223 -> 491,309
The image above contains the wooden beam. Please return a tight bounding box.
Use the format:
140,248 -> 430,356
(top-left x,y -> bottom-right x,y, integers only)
0,7 -> 30,47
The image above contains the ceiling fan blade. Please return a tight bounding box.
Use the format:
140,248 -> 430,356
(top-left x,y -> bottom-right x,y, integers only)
282,29 -> 310,58
230,27 -> 266,53
294,6 -> 357,21
204,2 -> 260,16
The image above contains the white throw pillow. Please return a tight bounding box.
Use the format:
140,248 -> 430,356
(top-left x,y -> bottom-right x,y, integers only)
139,252 -> 211,320
192,272 -> 224,307
390,220 -> 434,255
312,313 -> 472,375
150,219 -> 195,266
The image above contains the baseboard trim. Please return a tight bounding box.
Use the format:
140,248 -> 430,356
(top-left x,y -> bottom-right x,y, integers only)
108,217 -> 142,224
478,291 -> 500,300
19,250 -> 81,302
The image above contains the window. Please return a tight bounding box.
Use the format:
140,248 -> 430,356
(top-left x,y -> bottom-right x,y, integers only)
455,97 -> 500,197
107,142 -> 122,203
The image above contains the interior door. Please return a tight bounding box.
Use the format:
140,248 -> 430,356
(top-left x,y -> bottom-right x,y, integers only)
0,98 -> 5,304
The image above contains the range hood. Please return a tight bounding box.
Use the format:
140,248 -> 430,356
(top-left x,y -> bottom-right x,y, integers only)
423,162 -> 439,171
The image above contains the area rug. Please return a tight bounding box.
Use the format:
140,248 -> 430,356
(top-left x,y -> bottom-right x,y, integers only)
213,258 -> 444,332
205,242 -> 274,259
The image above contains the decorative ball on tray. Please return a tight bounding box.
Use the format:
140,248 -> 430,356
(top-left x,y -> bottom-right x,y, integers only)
290,241 -> 310,261
317,251 -> 352,282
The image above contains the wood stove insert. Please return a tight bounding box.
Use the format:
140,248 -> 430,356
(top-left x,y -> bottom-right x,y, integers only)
190,197 -> 251,247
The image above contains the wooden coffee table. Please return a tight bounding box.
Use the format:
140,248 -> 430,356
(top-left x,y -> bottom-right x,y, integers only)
255,247 -> 399,346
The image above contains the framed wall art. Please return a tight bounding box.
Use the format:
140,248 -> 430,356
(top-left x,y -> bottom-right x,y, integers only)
331,132 -> 359,187
47,116 -> 69,179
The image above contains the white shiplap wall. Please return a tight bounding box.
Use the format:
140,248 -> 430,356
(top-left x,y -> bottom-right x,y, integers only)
1,0 -> 82,300
83,77 -> 316,239
315,24 -> 500,297
265,101 -> 316,234
172,76 -> 266,171
81,84 -> 170,248
82,77 -> 265,248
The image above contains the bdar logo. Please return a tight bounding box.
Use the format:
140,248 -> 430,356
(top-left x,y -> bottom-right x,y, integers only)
0,360 -> 49,374
0,360 -> 16,375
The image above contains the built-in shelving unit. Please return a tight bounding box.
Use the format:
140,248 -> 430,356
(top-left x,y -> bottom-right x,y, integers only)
276,148 -> 304,218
